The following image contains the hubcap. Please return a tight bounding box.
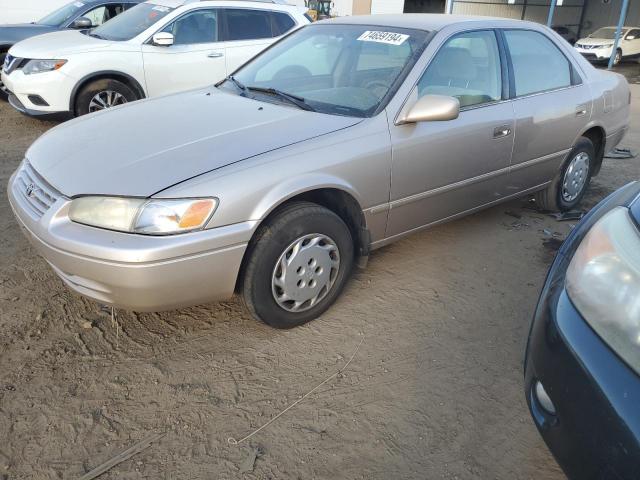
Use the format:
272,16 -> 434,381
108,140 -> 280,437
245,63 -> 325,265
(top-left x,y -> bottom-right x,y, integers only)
88,90 -> 127,112
562,151 -> 590,203
271,233 -> 340,313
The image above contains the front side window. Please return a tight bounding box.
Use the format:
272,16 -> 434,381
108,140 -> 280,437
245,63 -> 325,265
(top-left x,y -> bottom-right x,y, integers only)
224,24 -> 429,117
417,30 -> 502,108
163,10 -> 218,45
37,1 -> 85,27
83,4 -> 124,27
224,9 -> 273,41
90,3 -> 175,41
504,30 -> 571,97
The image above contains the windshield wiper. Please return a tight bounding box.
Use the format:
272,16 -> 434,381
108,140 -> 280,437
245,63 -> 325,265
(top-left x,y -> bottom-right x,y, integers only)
226,75 -> 247,94
246,86 -> 316,112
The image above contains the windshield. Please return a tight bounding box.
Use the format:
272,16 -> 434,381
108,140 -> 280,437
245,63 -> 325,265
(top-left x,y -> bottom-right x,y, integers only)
590,27 -> 628,40
223,24 -> 429,117
37,1 -> 85,27
90,3 -> 174,41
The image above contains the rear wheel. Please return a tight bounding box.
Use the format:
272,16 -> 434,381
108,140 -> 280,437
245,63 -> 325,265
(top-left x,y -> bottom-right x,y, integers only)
74,78 -> 137,116
241,201 -> 354,328
535,137 -> 594,212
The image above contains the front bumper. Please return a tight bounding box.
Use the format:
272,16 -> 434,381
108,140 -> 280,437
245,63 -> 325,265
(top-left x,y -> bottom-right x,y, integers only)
524,182 -> 640,479
8,166 -> 254,312
1,68 -> 73,116
574,46 -> 613,61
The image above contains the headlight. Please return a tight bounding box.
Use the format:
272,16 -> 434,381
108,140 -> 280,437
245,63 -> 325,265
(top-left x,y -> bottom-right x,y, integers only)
68,197 -> 218,235
22,59 -> 67,75
566,207 -> 640,375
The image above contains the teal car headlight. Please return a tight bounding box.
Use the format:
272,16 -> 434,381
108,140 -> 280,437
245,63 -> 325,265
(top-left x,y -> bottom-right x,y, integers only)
566,207 -> 640,375
69,196 -> 218,235
22,59 -> 67,75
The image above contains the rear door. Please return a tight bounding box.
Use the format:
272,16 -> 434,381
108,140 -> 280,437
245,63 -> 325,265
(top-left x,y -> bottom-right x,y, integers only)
501,29 -> 592,192
142,8 -> 225,97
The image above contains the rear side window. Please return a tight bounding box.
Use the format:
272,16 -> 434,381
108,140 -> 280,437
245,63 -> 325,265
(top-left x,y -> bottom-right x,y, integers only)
504,30 -> 572,97
271,12 -> 296,36
225,9 -> 273,41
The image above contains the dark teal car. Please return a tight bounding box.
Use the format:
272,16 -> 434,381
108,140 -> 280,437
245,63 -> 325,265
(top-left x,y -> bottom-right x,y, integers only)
525,181 -> 640,479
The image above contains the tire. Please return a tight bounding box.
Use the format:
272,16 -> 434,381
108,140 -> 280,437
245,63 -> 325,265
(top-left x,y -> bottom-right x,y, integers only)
0,53 -> 8,101
241,201 -> 354,329
614,49 -> 622,66
74,78 -> 137,116
535,137 -> 595,212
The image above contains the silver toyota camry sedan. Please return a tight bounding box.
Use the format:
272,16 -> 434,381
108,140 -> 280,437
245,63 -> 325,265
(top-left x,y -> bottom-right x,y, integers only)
8,15 -> 630,328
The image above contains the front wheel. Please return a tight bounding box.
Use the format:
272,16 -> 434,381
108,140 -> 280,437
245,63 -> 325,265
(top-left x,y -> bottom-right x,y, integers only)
241,201 -> 354,328
614,49 -> 622,66
535,137 -> 594,212
74,78 -> 138,116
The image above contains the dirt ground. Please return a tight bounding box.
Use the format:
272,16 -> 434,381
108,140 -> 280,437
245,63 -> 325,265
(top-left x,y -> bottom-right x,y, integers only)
1,80 -> 639,480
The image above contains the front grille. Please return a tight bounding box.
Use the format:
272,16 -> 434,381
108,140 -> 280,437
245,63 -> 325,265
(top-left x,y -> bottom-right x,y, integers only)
13,161 -> 61,220
2,54 -> 26,75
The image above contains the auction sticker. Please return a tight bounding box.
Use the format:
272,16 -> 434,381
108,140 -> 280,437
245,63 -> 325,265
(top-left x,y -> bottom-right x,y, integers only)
357,31 -> 409,45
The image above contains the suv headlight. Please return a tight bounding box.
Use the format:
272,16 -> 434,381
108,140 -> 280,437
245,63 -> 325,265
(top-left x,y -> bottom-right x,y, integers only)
69,197 -> 218,235
22,59 -> 67,75
566,207 -> 640,374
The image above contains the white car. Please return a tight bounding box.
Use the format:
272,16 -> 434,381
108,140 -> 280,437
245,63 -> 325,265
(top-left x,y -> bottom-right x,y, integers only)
574,26 -> 640,65
1,0 -> 309,118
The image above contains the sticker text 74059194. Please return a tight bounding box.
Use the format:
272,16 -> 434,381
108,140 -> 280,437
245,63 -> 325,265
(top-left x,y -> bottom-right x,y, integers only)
357,31 -> 409,46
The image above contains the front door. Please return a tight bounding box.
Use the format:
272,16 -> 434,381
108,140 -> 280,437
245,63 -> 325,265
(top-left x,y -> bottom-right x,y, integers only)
622,29 -> 640,57
387,29 -> 514,237
142,8 -> 226,98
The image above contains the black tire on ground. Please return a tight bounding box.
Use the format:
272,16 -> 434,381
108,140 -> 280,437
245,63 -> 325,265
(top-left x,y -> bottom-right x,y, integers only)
535,137 -> 595,212
74,78 -> 137,116
241,201 -> 354,329
0,53 -> 8,101
614,49 -> 622,65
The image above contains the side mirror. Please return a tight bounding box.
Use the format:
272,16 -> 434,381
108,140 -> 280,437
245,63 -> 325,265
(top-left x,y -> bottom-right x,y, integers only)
397,94 -> 460,124
71,17 -> 92,29
152,32 -> 174,47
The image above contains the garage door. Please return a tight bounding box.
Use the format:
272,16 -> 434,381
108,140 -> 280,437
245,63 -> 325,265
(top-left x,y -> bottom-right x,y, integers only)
0,0 -> 69,23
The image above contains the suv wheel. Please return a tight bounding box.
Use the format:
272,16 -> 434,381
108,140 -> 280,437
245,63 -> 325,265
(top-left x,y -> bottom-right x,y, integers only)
241,201 -> 354,328
75,79 -> 137,116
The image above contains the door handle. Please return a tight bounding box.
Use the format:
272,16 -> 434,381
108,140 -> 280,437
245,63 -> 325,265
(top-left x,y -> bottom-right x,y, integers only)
493,125 -> 512,139
575,104 -> 588,117
207,52 -> 224,58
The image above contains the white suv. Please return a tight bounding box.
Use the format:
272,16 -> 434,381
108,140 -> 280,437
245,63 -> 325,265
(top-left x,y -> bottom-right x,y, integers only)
1,0 -> 308,118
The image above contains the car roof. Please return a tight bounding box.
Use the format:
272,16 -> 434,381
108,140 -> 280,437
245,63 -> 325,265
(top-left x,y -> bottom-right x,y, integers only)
148,0 -> 293,7
316,14 -> 536,32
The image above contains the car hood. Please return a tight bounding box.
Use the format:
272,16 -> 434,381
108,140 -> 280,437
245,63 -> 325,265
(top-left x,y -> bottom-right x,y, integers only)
0,24 -> 59,44
9,30 -> 116,58
27,88 -> 362,197
577,37 -> 616,45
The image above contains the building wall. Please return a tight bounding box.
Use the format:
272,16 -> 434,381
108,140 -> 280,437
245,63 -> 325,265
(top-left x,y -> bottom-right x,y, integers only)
451,0 -> 585,26
581,0 -> 640,36
370,0 -> 403,14
0,0 -> 69,23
